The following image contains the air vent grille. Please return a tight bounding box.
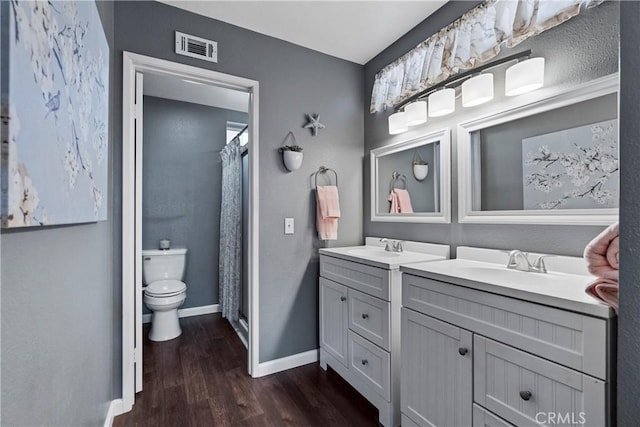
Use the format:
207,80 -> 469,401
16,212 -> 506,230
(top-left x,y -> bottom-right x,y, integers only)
175,31 -> 218,63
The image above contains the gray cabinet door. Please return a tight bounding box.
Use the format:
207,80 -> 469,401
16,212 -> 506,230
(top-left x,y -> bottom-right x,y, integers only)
320,278 -> 349,366
401,308 -> 472,427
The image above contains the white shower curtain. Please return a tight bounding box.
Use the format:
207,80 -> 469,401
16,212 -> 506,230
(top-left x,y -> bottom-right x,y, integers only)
219,138 -> 243,326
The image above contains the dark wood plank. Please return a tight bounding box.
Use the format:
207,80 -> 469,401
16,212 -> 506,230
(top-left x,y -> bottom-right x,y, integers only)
113,313 -> 380,427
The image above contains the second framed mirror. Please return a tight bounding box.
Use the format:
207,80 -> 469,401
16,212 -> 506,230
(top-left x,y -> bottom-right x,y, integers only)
370,128 -> 451,223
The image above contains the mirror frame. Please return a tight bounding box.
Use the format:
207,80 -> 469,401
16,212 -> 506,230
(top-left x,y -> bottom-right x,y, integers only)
457,73 -> 619,225
370,128 -> 451,223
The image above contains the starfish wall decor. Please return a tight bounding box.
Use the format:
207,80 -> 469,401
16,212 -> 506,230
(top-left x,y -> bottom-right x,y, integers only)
303,113 -> 325,136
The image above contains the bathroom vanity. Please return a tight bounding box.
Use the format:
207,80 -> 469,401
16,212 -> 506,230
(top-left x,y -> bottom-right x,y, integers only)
399,247 -> 615,427
318,238 -> 449,427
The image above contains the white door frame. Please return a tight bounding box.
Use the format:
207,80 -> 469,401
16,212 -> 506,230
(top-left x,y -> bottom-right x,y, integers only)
121,51 -> 260,412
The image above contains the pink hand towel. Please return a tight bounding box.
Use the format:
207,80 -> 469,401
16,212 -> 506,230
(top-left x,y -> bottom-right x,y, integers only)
316,185 -> 340,240
584,222 -> 619,281
388,191 -> 400,214
586,278 -> 618,311
394,188 -> 414,214
316,185 -> 341,218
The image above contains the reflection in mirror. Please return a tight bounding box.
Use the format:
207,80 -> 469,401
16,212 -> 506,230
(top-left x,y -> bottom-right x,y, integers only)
371,128 -> 451,223
458,74 -> 619,225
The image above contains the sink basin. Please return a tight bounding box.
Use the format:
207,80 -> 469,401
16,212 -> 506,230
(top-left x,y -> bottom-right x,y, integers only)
347,248 -> 401,258
453,265 -> 566,288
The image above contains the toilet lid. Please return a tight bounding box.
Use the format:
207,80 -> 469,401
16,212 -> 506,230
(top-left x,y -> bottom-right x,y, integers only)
146,279 -> 186,297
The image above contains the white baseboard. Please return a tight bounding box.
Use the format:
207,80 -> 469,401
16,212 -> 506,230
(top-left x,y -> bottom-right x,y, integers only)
142,304 -> 220,324
103,399 -> 124,427
254,348 -> 318,377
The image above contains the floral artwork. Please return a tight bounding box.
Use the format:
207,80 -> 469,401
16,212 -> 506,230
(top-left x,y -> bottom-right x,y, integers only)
2,0 -> 109,227
522,119 -> 619,210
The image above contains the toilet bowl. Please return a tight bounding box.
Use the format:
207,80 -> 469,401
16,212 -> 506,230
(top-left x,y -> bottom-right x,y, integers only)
142,248 -> 188,342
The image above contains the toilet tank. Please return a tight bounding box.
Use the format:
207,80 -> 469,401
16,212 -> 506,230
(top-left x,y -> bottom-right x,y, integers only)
142,248 -> 188,284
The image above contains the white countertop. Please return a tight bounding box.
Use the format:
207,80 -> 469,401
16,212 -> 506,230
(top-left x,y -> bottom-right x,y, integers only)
319,244 -> 448,270
400,253 -> 615,319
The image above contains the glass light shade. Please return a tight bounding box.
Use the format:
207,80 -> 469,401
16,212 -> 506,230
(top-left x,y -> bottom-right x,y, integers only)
404,101 -> 427,126
462,74 -> 494,107
428,88 -> 456,117
505,57 -> 545,96
388,111 -> 408,135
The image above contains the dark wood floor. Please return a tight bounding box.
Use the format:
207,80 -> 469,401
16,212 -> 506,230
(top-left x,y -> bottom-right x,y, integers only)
114,313 -> 379,426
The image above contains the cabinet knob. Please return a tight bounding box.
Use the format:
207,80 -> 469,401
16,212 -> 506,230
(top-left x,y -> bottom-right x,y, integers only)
361,313 -> 369,320
458,347 -> 468,356
340,296 -> 346,302
361,359 -> 368,366
519,391 -> 532,401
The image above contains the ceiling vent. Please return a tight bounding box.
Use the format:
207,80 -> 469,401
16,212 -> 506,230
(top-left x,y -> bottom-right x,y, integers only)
175,31 -> 218,63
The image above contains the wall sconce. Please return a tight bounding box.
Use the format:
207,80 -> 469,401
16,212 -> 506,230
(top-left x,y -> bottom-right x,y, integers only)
387,49 -> 544,135
428,88 -> 456,117
505,57 -> 545,96
462,73 -> 494,107
388,111 -> 408,135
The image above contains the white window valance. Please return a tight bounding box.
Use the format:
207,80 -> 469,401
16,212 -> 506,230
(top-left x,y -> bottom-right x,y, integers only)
370,0 -> 605,113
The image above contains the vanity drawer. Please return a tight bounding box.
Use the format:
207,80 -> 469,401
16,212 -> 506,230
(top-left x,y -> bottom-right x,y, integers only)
472,404 -> 514,427
402,274 -> 608,380
348,289 -> 390,351
321,255 -> 390,300
474,336 -> 605,427
348,330 -> 390,400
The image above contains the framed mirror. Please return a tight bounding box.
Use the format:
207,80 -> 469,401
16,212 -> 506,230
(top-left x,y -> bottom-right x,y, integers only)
371,128 -> 451,223
457,74 -> 618,225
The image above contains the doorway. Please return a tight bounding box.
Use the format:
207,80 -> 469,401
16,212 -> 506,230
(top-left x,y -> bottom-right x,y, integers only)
121,52 -> 260,412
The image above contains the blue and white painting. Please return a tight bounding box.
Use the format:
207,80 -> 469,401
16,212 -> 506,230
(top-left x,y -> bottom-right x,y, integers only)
522,119 -> 619,210
4,0 -> 109,227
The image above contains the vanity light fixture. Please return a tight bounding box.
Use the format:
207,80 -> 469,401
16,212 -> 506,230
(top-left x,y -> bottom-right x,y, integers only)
461,73 -> 494,107
388,111 -> 408,135
428,88 -> 456,117
404,100 -> 428,126
387,49 -> 544,135
505,57 -> 545,96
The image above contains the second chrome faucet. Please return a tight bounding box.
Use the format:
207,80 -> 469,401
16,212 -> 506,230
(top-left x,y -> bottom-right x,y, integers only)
507,250 -> 552,273
380,238 -> 405,253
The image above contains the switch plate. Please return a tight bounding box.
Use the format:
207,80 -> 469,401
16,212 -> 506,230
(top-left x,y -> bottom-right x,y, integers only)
284,218 -> 294,235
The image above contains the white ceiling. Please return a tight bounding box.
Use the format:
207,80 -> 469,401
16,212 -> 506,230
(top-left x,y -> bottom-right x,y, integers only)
143,72 -> 250,111
158,1 -> 448,65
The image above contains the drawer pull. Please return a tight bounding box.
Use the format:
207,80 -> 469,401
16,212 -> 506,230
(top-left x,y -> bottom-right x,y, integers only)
458,347 -> 468,356
519,391 -> 532,401
361,313 -> 369,320
361,359 -> 369,366
340,296 -> 346,302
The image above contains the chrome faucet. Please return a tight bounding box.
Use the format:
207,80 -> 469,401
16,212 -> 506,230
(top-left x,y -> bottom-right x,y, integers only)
379,238 -> 393,251
507,250 -> 552,273
507,250 -> 532,272
392,240 -> 405,253
379,238 -> 405,253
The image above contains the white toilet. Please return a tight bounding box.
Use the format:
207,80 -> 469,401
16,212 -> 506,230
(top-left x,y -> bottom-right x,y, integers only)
142,248 -> 188,342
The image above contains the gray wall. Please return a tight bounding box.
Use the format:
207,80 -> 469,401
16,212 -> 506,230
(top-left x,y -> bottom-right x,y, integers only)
114,1 -> 364,362
142,95 -> 248,311
1,1 -> 116,425
479,93 -> 617,210
364,1 -> 619,257
377,144 -> 437,213
618,1 -> 640,424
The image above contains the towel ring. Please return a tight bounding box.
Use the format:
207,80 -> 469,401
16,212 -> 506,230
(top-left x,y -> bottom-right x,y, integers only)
390,171 -> 408,192
314,166 -> 338,188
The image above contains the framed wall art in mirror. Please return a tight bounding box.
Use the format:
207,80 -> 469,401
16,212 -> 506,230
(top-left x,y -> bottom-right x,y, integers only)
457,73 -> 618,225
371,128 -> 451,223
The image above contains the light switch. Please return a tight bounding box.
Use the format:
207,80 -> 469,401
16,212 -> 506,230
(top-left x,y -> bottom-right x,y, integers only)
284,217 -> 294,235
